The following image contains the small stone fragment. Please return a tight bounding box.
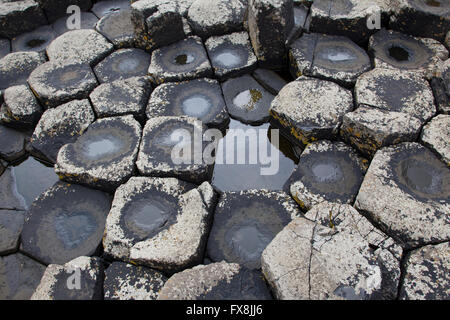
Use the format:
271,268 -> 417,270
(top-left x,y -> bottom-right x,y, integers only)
0,51 -> 45,90
420,114 -> 450,165
96,9 -> 135,48
0,125 -> 27,162
0,0 -> 47,39
0,209 -> 25,255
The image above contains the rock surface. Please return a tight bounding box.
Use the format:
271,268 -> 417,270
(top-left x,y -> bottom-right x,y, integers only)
420,114 -> 450,165
0,51 -> 45,90
0,209 -> 25,255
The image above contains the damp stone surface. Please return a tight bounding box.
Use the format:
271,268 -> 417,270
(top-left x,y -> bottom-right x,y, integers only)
0,0 -> 47,39
0,209 -> 25,255
92,0 -> 131,18
0,38 -> 10,59
11,25 -> 56,56
96,9 -> 135,48
252,68 -> 288,95
0,125 -> 27,162
51,11 -> 99,36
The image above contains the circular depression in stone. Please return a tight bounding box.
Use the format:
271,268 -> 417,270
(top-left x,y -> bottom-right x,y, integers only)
232,89 -> 263,111
317,46 -> 357,63
11,26 -> 55,53
157,39 -> 208,73
181,94 -> 212,118
211,45 -> 248,69
311,160 -> 344,183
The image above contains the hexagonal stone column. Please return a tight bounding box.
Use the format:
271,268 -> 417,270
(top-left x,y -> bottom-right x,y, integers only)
158,262 -> 272,300
420,114 -> 450,165
0,51 -> 45,90
355,142 -> 450,248
289,140 -> 367,211
55,115 -> 142,191
0,168 -> 26,211
31,256 -> 104,300
92,0 -> 131,18
0,125 -> 27,163
0,209 -> 25,255
96,9 -> 135,48
21,182 -> 111,265
51,12 -> 99,36
270,77 -> 353,146
0,0 -> 47,39
36,0 -> 92,22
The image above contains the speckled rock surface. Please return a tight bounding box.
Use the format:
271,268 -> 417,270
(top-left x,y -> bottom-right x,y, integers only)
354,68 -> 436,123
289,140 -> 367,211
96,9 -> 135,48
270,77 -> 353,146
420,114 -> 450,165
90,76 -> 152,119
430,60 -> 450,115
262,217 -> 399,300
0,51 -> 45,90
0,0 -> 47,39
146,78 -> 229,128
158,261 -> 272,300
205,32 -> 257,80
0,209 -> 25,255
31,256 -> 104,300
21,182 -> 111,265
206,189 -> 299,270
340,106 -> 423,158
399,242 -> 449,300
46,29 -> 113,66
11,25 -> 56,57
104,261 -> 167,300
36,0 -> 92,23
148,36 -> 212,84
0,125 -> 27,162
2,84 -> 42,129
28,61 -> 98,108
0,253 -> 45,300
355,142 -> 450,248
55,115 -> 142,191
30,99 -> 95,163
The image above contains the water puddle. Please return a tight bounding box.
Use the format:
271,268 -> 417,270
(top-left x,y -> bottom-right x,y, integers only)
181,94 -> 212,118
213,51 -> 242,68
82,137 -> 124,160
174,53 -> 195,65
233,89 -> 262,111
54,211 -> 97,250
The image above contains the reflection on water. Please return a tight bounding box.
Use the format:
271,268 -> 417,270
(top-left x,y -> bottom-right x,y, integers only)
182,94 -> 212,118
213,51 -> 241,68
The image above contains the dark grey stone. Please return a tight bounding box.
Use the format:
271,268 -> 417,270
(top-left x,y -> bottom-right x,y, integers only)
36,0 -> 92,22
96,9 -> 135,48
0,209 -> 24,255
92,0 -> 131,18
51,11 -> 99,36
0,168 -> 26,211
0,38 -> 10,59
252,68 -> 288,95
0,125 -> 27,162
0,0 -> 47,39
0,51 -> 45,90
11,25 -> 56,56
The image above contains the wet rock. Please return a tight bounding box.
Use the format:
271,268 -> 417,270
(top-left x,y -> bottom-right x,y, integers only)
289,140 -> 367,211
270,77 -> 353,146
369,29 -> 448,80
262,217 -> 399,300
36,0 -> 92,22
96,9 -> 135,48
46,29 -> 113,66
94,48 -> 151,83
0,125 -> 27,162
286,4 -> 309,46
355,142 -> 450,248
309,0 -> 391,45
0,209 -> 24,255
248,0 -> 294,69
390,0 -> 450,43
430,59 -> 450,114
146,78 -> 229,129
28,61 -> 98,108
0,0 -> 47,39
354,68 -> 436,123
340,106 -> 423,158
0,38 -> 10,59
55,115 -> 142,192
289,33 -> 372,87
207,190 -> 299,269
125,181 -> 217,272
399,242 -> 449,300
187,0 -> 246,39
103,176 -> 196,261
136,116 -> 213,183
11,25 -> 56,56
31,256 -> 104,300
2,84 -> 43,130
0,253 -> 45,300
0,51 -> 45,90
148,36 -> 212,84
90,76 -> 152,119
420,114 -> 450,165
252,68 -> 288,95
92,0 -> 131,18
0,168 -> 26,210
158,261 -> 272,300
30,99 -> 95,163
446,31 -> 450,49
52,12 -> 99,36
21,182 -> 111,265
222,74 -> 275,125
104,261 -> 167,300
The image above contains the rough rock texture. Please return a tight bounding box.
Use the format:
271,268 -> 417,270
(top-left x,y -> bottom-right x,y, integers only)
187,0 -> 246,39
0,168 -> 26,210
0,253 -> 45,300
286,4 -> 309,46
90,76 -> 152,119
158,261 -> 272,300
96,9 -> 135,48
137,116 -> 214,184
0,125 -> 27,162
205,32 -> 257,80
21,182 -> 111,265
399,242 -> 449,300
355,142 -> 450,248
104,261 -> 167,300
289,33 -> 372,87
46,29 -> 113,66
55,115 -> 142,192
51,11 -> 99,36
340,106 -> 423,158
431,59 -> 450,114
30,99 -> 95,163
148,36 -> 212,84
28,61 -> 98,108
146,78 -> 229,128
31,256 -> 104,300
248,0 -> 294,69
262,217 -> 400,300
11,25 -> 56,56
270,77 -> 353,146
354,68 -> 436,123
0,0 -> 47,39
206,190 -> 300,269
289,140 -> 368,211
0,209 -> 25,255
36,0 -> 92,23
0,51 -> 45,90
420,114 -> 450,165
252,68 -> 288,95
